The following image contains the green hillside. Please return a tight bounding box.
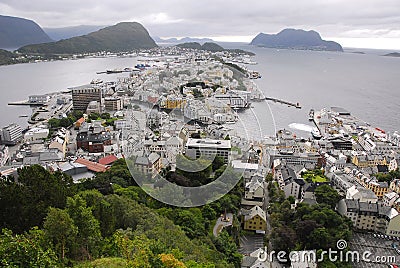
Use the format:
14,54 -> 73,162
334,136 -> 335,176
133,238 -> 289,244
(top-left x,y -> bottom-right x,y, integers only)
18,22 -> 157,55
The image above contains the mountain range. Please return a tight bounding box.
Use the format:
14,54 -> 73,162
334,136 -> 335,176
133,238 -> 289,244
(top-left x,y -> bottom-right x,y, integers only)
0,15 -> 53,49
44,25 -> 107,41
18,22 -> 157,54
250,29 -> 343,52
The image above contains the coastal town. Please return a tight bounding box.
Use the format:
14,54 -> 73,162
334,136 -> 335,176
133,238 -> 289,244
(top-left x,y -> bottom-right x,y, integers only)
1,46 -> 400,267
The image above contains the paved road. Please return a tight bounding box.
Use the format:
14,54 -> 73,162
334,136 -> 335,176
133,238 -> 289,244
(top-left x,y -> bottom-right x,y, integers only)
212,213 -> 233,237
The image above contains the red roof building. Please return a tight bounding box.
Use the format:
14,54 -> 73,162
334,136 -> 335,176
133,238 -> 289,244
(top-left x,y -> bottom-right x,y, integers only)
98,155 -> 118,166
75,158 -> 109,173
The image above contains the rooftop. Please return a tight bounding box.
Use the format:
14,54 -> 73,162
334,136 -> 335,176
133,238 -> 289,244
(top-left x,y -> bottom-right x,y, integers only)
186,138 -> 231,149
75,158 -> 108,173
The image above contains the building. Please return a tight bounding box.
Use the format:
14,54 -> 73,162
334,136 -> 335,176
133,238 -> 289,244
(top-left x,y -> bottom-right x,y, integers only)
104,97 -> 123,112
0,145 -> 9,166
134,152 -> 162,178
244,176 -> 265,202
274,164 -> 305,200
86,100 -> 101,115
346,185 -> 378,203
383,192 -> 399,207
161,95 -> 186,109
76,122 -> 111,153
338,199 -> 400,236
328,172 -> 355,194
185,138 -> 231,164
98,155 -> 119,166
24,127 -> 49,142
390,179 -> 400,194
165,136 -> 183,164
242,206 -> 267,232
328,136 -> 353,150
75,158 -> 109,173
268,150 -> 322,169
29,95 -> 50,104
71,85 -> 102,111
389,156 -> 400,172
0,123 -> 23,145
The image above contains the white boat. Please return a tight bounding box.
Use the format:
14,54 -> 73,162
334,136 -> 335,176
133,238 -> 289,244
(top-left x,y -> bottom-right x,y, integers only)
311,127 -> 322,139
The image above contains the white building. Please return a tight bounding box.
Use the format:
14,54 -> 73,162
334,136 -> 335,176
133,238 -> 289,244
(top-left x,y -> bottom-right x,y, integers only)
165,136 -> 183,164
185,138 -> 231,164
0,123 -> 23,145
29,95 -> 50,104
24,126 -> 49,142
383,192 -> 399,207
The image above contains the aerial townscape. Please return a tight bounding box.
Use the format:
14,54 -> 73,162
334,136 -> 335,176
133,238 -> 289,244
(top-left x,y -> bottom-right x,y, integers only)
0,8 -> 400,268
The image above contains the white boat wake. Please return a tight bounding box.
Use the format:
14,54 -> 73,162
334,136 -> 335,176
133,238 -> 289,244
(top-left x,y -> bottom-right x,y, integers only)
288,123 -> 314,132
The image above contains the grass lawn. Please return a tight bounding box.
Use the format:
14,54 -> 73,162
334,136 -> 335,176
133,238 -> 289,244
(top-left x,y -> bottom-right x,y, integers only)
302,171 -> 329,183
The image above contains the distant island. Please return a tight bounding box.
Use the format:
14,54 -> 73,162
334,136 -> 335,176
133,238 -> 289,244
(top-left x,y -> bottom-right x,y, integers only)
18,22 -> 157,55
250,29 -> 343,52
154,36 -> 214,44
383,52 -> 400,57
176,42 -> 254,55
0,15 -> 53,49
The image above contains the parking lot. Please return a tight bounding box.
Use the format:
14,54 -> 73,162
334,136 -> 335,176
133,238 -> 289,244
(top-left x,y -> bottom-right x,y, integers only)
350,232 -> 399,268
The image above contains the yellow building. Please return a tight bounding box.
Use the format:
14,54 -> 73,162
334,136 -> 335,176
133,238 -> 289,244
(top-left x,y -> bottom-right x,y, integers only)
367,182 -> 389,199
352,155 -> 387,168
164,96 -> 186,109
242,206 -> 267,232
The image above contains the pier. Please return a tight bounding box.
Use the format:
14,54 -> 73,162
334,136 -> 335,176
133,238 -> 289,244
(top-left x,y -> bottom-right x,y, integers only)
8,100 -> 44,106
264,97 -> 301,109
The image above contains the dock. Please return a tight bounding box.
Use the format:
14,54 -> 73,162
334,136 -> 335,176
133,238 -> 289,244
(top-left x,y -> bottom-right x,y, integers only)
264,97 -> 301,109
8,100 -> 45,106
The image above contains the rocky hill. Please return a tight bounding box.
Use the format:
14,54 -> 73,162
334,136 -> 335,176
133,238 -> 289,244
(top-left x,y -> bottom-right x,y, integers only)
18,22 -> 157,54
0,15 -> 52,49
250,29 -> 343,52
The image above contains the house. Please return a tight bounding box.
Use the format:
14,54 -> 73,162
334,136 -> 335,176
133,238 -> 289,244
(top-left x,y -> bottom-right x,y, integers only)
274,164 -> 305,200
244,176 -> 265,202
242,205 -> 267,232
76,122 -> 111,153
134,152 -> 162,178
242,175 -> 265,208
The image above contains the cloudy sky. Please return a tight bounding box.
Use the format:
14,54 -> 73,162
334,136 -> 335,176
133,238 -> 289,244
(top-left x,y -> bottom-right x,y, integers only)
1,0 -> 400,49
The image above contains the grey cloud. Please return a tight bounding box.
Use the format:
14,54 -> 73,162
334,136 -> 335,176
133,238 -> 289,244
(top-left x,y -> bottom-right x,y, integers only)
1,0 -> 399,39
